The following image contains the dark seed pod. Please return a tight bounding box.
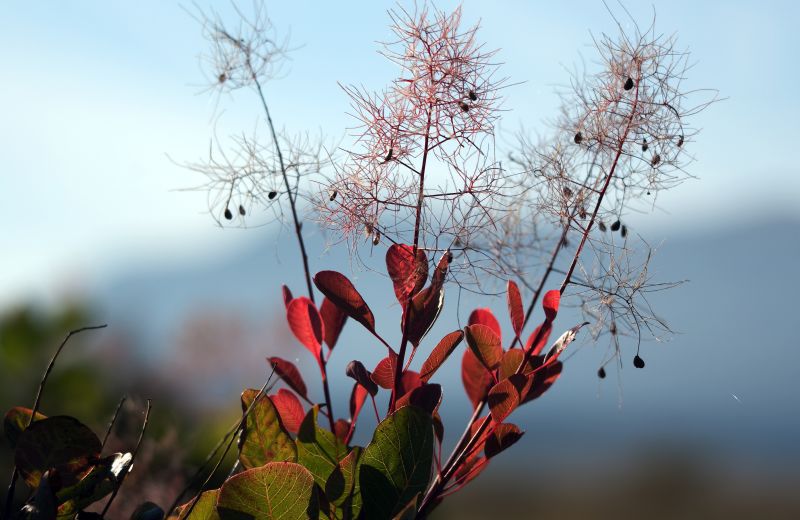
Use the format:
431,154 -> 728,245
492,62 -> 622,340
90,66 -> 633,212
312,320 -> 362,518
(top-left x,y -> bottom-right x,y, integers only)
384,148 -> 393,162
446,251 -> 454,263
224,207 -> 233,220
647,190 -> 651,195
238,204 -> 246,216
621,225 -> 628,238
677,135 -> 684,147
610,321 -> 617,336
579,207 -> 587,219
372,229 -> 381,246
598,367 -> 606,379
458,101 -> 470,112
468,90 -> 477,101
563,186 -> 573,198
329,190 -> 337,202
598,220 -> 607,232
573,131 -> 583,144
610,220 -> 621,232
633,355 -> 646,369
624,77 -> 634,90
651,154 -> 661,166
268,191 -> 277,200
641,138 -> 648,152
218,73 -> 227,84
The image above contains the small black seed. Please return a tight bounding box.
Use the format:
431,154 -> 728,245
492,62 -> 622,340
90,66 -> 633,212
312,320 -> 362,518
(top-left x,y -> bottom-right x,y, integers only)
329,190 -> 337,202
677,135 -> 684,147
633,355 -> 645,369
624,77 -> 634,90
651,154 -> 661,166
384,148 -> 393,162
238,204 -> 246,216
621,225 -> 628,238
641,138 -> 648,152
563,186 -> 573,198
468,90 -> 477,101
610,220 -> 621,232
647,190 -> 651,195
372,230 -> 381,245
218,73 -> 227,84
446,251 -> 454,263
458,101 -> 470,112
598,367 -> 606,379
610,321 -> 617,336
574,131 -> 583,144
598,221 -> 607,232
224,207 -> 233,220
268,191 -> 277,200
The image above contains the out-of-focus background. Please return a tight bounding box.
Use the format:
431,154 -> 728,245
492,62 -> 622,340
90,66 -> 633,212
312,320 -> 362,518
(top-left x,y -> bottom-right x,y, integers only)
1,1 -> 799,518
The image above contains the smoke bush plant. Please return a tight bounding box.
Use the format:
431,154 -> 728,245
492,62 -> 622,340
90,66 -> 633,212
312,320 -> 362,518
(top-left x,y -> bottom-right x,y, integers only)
2,3 -> 716,519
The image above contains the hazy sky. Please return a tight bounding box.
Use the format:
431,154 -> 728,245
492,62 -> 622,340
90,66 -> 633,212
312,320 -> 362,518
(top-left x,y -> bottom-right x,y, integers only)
1,1 -> 798,308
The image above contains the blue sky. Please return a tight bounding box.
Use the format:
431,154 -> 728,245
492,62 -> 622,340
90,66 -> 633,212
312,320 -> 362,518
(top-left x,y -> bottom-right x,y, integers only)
1,1 -> 798,308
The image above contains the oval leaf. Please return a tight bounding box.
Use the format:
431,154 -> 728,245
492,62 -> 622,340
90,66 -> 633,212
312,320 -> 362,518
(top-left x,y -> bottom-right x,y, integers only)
372,353 -> 398,390
281,285 -> 294,308
267,357 -> 308,399
287,297 -> 324,361
484,423 -> 524,459
464,324 -> 503,371
325,446 -> 363,518
542,290 -> 561,322
345,360 -> 378,397
239,389 -> 296,469
4,407 -> 46,449
487,374 -> 531,423
320,297 -> 347,350
15,415 -> 101,488
506,280 -> 524,338
360,406 -> 434,519
349,383 -> 369,425
419,330 -> 464,383
396,384 -> 442,416
461,349 -> 492,409
468,308 -> 502,342
270,389 -> 305,435
525,322 -> 553,356
402,284 -> 444,347
217,462 -> 317,520
313,271 -> 376,334
174,489 -> 221,520
385,244 -> 428,303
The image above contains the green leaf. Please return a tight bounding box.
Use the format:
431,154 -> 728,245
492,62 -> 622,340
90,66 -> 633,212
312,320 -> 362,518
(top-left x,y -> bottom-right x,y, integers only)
56,452 -> 132,518
239,389 -> 297,469
217,462 -> 318,520
296,407 -> 347,489
173,490 -> 221,520
324,447 -> 363,519
359,406 -> 433,520
4,407 -> 47,450
14,416 -> 102,488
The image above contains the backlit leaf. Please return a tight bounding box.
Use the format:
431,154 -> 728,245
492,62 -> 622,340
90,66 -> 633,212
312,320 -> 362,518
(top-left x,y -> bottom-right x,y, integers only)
4,407 -> 46,449
464,324 -> 503,371
56,452 -> 132,517
313,271 -> 376,334
320,297 -> 347,350
396,384 -> 442,416
360,407 -> 433,519
461,349 -> 492,409
385,244 -> 428,304
506,280 -> 524,338
419,330 -> 464,383
282,285 -> 294,308
542,290 -> 561,322
267,357 -> 308,398
484,423 -> 524,458
217,462 -> 317,520
468,308 -> 502,340
296,407 -> 348,489
487,374 -> 531,423
287,297 -> 324,361
270,389 -> 305,435
345,360 -> 378,397
173,490 -> 220,520
239,389 -> 296,469
349,383 -> 368,424
402,284 -> 444,347
524,322 -> 552,356
15,416 -> 101,488
325,447 -> 363,518
372,353 -> 398,390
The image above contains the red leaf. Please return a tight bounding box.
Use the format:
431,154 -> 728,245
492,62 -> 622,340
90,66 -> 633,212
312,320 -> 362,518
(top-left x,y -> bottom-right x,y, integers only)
522,359 -> 562,403
270,389 -> 305,435
453,456 -> 489,488
349,383 -> 369,422
498,349 -> 524,381
399,370 -> 422,398
385,244 -> 428,303
464,324 -> 503,371
286,297 -> 324,361
403,283 -> 445,347
487,374 -> 531,423
468,308 -> 502,342
281,285 -> 293,308
320,297 -> 347,350
371,352 -> 398,390
313,271 -> 376,334
334,419 -> 351,445
419,330 -> 464,382
396,383 -> 442,415
345,360 -> 378,397
525,322 -> 552,356
461,348 -> 492,409
506,280 -> 524,338
267,357 -> 308,398
542,290 -> 560,322
484,423 -> 524,458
